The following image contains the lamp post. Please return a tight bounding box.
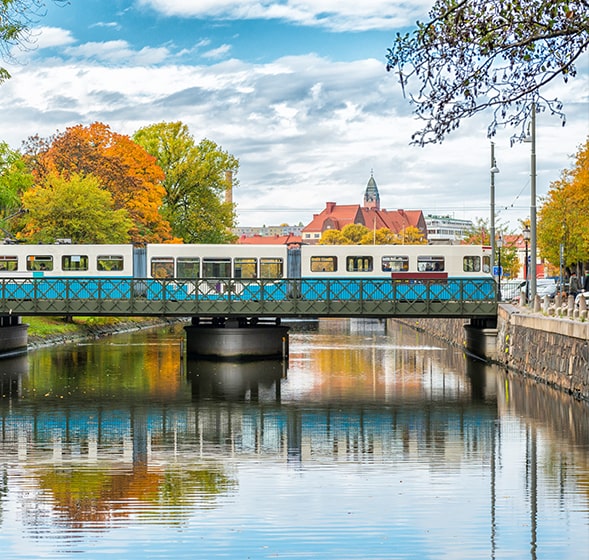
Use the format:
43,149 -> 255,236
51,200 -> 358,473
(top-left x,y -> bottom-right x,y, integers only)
490,142 -> 500,270
497,234 -> 503,301
524,105 -> 537,301
523,225 -> 530,304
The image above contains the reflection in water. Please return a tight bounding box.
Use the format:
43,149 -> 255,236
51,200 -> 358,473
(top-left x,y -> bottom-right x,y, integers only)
187,358 -> 286,402
0,320 -> 587,559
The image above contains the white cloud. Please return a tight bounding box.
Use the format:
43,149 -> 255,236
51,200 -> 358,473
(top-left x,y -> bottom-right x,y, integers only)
0,49 -> 586,230
202,44 -> 232,60
32,26 -> 76,49
136,0 -> 431,31
63,40 -> 171,65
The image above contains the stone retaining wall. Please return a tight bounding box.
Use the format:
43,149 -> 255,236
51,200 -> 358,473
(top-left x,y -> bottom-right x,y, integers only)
392,307 -> 589,401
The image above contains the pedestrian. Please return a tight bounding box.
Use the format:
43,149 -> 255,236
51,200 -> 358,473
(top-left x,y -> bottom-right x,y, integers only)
584,273 -> 589,292
569,271 -> 579,297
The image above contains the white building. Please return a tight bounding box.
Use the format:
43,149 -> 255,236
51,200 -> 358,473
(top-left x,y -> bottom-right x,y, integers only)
425,215 -> 473,244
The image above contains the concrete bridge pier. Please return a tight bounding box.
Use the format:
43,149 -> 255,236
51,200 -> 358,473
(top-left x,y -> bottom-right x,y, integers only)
0,315 -> 28,357
184,316 -> 290,360
464,317 -> 499,361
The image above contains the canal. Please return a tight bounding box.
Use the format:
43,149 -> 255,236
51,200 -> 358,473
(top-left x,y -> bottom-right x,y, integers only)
0,319 -> 588,559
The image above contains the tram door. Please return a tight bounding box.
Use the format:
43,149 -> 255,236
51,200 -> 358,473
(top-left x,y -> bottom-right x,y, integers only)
287,246 -> 301,278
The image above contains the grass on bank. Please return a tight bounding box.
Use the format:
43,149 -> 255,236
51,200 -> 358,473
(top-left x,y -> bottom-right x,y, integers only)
26,316 -> 144,339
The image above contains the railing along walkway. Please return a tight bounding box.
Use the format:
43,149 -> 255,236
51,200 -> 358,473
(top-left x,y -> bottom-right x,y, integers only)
0,277 -> 498,318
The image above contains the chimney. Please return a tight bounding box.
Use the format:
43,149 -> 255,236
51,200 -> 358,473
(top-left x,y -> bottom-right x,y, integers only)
326,202 -> 336,213
225,171 -> 233,204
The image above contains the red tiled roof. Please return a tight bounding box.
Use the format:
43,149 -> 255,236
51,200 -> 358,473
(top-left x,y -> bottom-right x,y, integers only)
236,234 -> 302,245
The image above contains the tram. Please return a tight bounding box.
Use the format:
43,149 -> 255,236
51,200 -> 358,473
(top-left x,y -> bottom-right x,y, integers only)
0,242 -> 494,302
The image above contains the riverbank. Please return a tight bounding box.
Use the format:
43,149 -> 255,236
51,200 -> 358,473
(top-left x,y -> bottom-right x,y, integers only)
393,304 -> 589,402
26,316 -> 188,350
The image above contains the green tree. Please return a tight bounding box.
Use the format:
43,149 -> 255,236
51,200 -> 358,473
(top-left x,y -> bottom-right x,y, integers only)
1,1 -> 68,85
0,142 -> 33,238
133,122 -> 238,244
19,173 -> 132,243
386,0 -> 589,145
538,137 -> 589,271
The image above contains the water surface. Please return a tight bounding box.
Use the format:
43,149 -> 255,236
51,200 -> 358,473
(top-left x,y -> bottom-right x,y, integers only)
0,319 -> 587,559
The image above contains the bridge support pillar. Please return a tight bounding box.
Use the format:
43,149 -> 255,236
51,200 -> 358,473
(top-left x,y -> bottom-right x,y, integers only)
464,318 -> 498,361
184,317 -> 289,360
0,315 -> 28,357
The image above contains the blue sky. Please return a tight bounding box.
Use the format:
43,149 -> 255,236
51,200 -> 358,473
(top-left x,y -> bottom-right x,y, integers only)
1,0 -> 588,230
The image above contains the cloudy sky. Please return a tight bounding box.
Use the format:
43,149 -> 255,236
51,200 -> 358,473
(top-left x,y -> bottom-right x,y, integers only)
1,0 -> 587,230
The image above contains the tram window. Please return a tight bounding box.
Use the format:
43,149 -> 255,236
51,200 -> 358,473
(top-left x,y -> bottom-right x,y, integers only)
27,255 -> 53,271
483,256 -> 491,273
0,256 -> 18,271
177,257 -> 200,278
346,256 -> 373,272
310,256 -> 337,273
235,258 -> 257,279
203,258 -> 231,278
417,256 -> 445,272
62,255 -> 89,271
97,255 -> 124,271
382,256 -> 409,272
463,255 -> 481,272
151,257 -> 174,279
260,258 -> 283,278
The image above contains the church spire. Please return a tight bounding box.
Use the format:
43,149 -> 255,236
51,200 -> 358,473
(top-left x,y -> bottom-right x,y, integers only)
363,170 -> 380,210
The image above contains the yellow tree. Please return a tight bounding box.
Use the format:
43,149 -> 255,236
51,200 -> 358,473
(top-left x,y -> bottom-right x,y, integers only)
399,226 -> 427,245
538,138 -> 589,270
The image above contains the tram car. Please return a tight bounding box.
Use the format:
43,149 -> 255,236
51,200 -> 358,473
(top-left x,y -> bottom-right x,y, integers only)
0,242 -> 493,303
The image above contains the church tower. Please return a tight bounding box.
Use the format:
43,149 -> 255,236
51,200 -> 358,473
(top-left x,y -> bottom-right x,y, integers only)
363,170 -> 380,210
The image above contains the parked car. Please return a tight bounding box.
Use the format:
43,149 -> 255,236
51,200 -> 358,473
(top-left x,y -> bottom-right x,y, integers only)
536,279 -> 558,298
575,291 -> 589,307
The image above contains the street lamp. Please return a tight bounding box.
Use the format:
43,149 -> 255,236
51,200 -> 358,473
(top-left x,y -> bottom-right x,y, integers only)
490,142 -> 500,271
523,105 -> 537,301
497,234 -> 503,301
523,225 -> 530,304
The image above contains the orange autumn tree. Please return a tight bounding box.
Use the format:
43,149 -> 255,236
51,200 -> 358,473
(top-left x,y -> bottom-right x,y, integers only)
24,122 -> 176,244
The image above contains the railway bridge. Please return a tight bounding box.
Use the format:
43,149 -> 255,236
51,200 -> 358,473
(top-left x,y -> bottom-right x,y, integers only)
0,276 -> 499,359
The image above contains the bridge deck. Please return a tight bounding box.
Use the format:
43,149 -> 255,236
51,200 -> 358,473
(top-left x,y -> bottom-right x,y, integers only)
0,277 -> 498,318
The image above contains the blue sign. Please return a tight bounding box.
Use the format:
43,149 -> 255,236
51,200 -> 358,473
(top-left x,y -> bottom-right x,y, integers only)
493,266 -> 503,276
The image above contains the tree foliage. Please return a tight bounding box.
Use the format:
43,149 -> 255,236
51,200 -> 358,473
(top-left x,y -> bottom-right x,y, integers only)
0,142 -> 33,215
0,1 -> 68,85
319,223 -> 427,245
133,122 -> 238,244
24,122 -> 175,244
19,173 -> 132,243
386,0 -> 589,145
538,137 -> 589,269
